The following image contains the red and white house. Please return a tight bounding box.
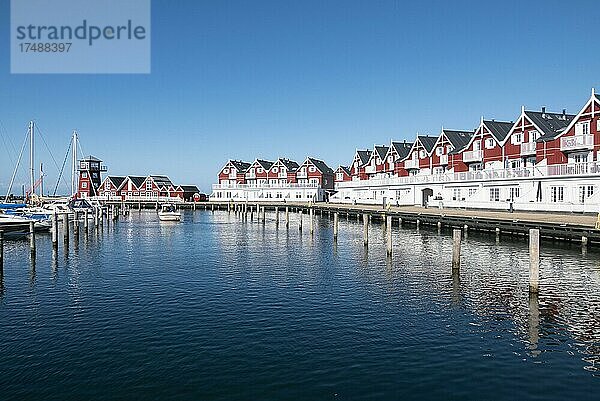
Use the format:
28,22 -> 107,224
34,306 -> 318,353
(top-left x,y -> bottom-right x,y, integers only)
364,145 -> 389,179
95,174 -> 196,202
505,107 -> 574,169
384,141 -> 412,177
96,176 -> 126,200
244,159 -> 273,186
218,160 -> 251,185
454,119 -> 513,172
335,166 -> 352,183
212,156 -> 334,202
267,158 -> 299,185
430,129 -> 473,174
350,150 -> 371,181
332,89 -> 600,212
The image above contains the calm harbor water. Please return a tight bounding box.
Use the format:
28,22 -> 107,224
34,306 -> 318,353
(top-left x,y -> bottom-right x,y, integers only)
1,209 -> 599,400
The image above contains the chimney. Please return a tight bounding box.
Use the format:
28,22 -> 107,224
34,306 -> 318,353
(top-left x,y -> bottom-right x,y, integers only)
562,109 -> 566,120
541,106 -> 546,117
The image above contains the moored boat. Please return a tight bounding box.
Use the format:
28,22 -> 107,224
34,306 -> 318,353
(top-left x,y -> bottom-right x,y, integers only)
158,204 -> 181,222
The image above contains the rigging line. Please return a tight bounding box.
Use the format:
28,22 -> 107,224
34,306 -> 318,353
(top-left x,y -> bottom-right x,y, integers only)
53,139 -> 72,197
35,123 -> 71,194
4,128 -> 29,203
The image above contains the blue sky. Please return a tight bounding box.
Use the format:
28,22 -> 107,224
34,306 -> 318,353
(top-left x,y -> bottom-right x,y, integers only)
1,0 -> 599,194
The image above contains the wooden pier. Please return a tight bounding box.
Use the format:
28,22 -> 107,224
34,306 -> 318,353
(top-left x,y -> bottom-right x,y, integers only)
177,201 -> 599,245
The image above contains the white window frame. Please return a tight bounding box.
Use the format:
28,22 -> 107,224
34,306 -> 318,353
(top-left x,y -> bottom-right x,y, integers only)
511,133 -> 523,145
485,138 -> 495,149
435,147 -> 443,156
419,150 -> 426,159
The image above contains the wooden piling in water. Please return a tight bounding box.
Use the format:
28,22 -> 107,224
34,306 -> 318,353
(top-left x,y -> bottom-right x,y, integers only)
386,215 -> 392,256
73,211 -> 79,238
529,229 -> 540,294
94,208 -> 99,228
298,209 -> 303,231
84,209 -> 89,232
452,229 -> 461,271
29,221 -> 36,254
333,212 -> 339,240
62,213 -> 69,244
310,208 -> 314,235
363,214 -> 369,246
275,207 -> 279,227
0,230 -> 3,274
52,213 -> 58,248
285,207 -> 289,228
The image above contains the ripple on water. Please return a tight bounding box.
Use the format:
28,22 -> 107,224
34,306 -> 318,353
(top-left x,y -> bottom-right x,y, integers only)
0,210 -> 599,400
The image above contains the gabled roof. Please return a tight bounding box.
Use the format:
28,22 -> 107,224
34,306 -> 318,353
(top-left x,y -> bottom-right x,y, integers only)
180,185 -> 200,192
550,90 -> 600,142
337,165 -> 351,175
254,159 -> 274,170
442,129 -> 473,151
149,175 -> 174,187
355,150 -> 372,166
124,176 -> 146,189
105,176 -> 126,188
306,157 -> 334,174
374,145 -> 389,160
524,110 -> 575,141
417,135 -> 438,154
484,120 -> 514,143
389,141 -> 413,161
229,160 -> 251,173
275,158 -> 300,172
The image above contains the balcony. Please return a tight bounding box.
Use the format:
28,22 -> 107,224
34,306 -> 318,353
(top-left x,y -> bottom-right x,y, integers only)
520,142 -> 537,155
278,172 -> 287,179
560,134 -> 594,152
439,155 -> 448,165
462,150 -> 483,163
365,165 -> 376,174
296,171 -> 307,179
404,159 -> 419,169
228,172 -> 237,179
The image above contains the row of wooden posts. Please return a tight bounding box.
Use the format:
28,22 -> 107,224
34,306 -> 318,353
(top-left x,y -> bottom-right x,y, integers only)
0,205 -> 125,277
227,202 -> 542,294
0,203 -> 541,294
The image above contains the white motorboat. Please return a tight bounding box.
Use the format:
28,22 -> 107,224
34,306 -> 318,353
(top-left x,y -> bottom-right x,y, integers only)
0,213 -> 32,238
158,204 -> 181,222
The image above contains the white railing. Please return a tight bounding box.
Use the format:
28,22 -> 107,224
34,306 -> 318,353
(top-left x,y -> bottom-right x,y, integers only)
246,173 -> 256,179
520,142 -> 537,155
404,159 -> 419,169
228,172 -> 236,179
213,182 -> 319,190
463,149 -> 483,162
296,171 -> 307,178
365,165 -> 376,174
335,161 -> 600,188
561,134 -> 594,151
93,195 -> 183,203
439,155 -> 448,165
278,172 -> 287,178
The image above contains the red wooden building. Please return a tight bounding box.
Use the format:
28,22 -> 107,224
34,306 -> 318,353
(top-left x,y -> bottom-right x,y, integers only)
267,158 -> 300,184
296,157 -> 335,189
350,150 -> 371,180
364,145 -> 389,178
335,166 -> 351,182
245,159 -> 273,186
455,119 -> 513,172
384,141 -> 412,177
218,160 -> 251,185
430,129 -> 472,174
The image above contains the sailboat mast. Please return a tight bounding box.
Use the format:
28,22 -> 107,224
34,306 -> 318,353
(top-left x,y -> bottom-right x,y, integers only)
40,162 -> 44,198
71,130 -> 78,197
29,120 -> 34,198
